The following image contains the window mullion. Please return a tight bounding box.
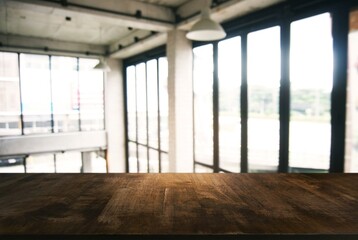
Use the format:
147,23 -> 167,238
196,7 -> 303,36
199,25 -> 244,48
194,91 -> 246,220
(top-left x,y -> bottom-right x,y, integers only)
157,58 -> 162,173
279,15 -> 291,173
49,56 -> 55,133
145,63 -> 150,173
241,34 -> 248,173
213,42 -> 219,173
330,3 -> 349,173
17,53 -> 25,135
135,66 -> 139,173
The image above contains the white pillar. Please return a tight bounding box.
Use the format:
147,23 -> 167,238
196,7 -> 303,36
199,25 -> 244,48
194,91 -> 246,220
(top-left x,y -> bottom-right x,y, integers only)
105,58 -> 126,172
167,30 -> 194,172
82,152 -> 93,173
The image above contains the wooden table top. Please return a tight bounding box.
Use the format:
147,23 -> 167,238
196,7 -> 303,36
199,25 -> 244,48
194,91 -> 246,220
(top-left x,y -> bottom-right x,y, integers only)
0,173 -> 358,239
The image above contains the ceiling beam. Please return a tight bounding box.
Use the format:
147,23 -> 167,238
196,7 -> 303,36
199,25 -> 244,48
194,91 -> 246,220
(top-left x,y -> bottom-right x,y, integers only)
109,32 -> 166,59
0,33 -> 106,57
108,29 -> 152,54
7,0 -> 175,32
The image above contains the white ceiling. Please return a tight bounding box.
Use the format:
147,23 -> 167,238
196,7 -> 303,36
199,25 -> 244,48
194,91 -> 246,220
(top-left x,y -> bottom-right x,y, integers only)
0,0 -> 284,59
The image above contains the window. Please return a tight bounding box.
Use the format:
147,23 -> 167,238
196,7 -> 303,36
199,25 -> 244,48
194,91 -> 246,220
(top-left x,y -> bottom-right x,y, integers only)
289,13 -> 333,172
346,8 -> 358,172
26,153 -> 55,173
51,56 -> 80,133
79,59 -> 105,131
136,63 -> 147,146
0,52 -> 21,136
55,151 -> 82,173
127,66 -> 137,172
195,163 -> 214,173
20,54 -> 52,134
0,52 -> 106,174
82,150 -> 107,173
193,44 -> 214,170
218,37 -> 241,172
0,52 -> 105,135
125,54 -> 168,173
191,1 -> 350,173
0,156 -> 25,173
247,26 -> 280,172
158,57 -> 169,172
0,150 -> 106,173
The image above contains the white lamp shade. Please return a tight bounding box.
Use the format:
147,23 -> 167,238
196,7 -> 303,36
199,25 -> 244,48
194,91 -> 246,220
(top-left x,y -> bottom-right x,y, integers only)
94,59 -> 111,72
186,17 -> 226,41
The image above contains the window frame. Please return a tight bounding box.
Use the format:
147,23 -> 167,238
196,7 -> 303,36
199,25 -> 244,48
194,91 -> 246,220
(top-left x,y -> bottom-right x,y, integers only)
0,51 -> 105,137
123,46 -> 168,173
192,0 -> 353,173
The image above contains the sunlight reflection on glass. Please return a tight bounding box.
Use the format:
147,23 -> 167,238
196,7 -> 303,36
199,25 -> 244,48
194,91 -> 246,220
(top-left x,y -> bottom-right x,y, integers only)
247,26 -> 280,172
218,36 -> 241,172
193,44 -> 214,166
289,13 -> 332,172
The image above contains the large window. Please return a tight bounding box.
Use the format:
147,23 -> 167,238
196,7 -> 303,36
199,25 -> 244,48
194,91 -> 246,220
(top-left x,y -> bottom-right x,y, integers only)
51,56 -> 80,132
191,2 -> 350,173
125,55 -> 168,173
248,26 -> 280,172
0,52 -> 21,136
0,52 -> 104,136
20,54 -> 52,134
289,13 -> 333,172
218,37 -> 241,172
193,44 -> 214,171
79,59 -> 105,131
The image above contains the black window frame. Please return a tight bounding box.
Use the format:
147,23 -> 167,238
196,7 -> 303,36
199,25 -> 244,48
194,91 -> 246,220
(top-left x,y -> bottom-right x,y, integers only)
0,51 -> 106,137
192,0 -> 355,173
123,46 -> 168,173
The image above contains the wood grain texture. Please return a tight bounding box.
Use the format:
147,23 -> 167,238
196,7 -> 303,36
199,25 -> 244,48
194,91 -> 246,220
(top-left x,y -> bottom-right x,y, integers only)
0,174 -> 357,236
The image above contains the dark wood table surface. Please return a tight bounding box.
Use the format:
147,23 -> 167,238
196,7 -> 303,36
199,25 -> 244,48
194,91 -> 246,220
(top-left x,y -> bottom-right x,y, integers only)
0,173 -> 358,239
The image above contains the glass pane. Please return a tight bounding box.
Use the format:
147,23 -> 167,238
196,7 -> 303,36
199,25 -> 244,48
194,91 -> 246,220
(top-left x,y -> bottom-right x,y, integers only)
127,66 -> 137,141
136,63 -> 147,145
20,54 -> 52,134
0,156 -> 25,173
193,44 -> 213,166
248,26 -> 280,172
161,153 -> 169,173
0,52 -> 21,136
346,8 -> 358,172
147,60 -> 158,148
138,145 -> 148,173
290,13 -> 332,172
218,36 -> 241,173
159,57 -> 169,152
79,59 -> 104,131
128,142 -> 138,173
51,56 -> 80,133
55,151 -> 82,173
82,151 -> 107,173
149,149 -> 159,173
26,154 -> 55,173
195,164 -> 213,173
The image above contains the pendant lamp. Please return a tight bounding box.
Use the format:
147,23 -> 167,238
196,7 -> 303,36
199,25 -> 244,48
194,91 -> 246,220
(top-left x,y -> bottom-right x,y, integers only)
94,58 -> 111,72
93,26 -> 111,72
186,4 -> 226,41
